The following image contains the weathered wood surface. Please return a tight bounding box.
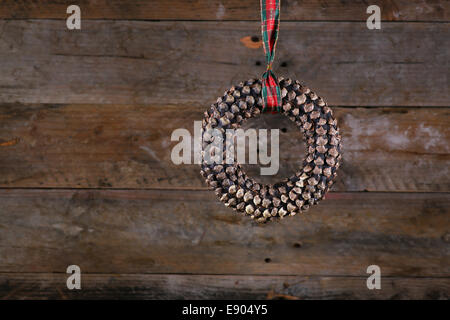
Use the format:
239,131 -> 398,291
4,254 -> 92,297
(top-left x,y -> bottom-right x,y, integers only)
0,189 -> 448,276
0,0 -> 448,21
0,105 -> 448,191
1,274 -> 448,300
0,21 -> 448,106
0,1 -> 449,300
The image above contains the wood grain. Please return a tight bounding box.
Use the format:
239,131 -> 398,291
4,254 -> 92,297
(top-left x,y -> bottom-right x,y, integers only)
1,273 -> 448,300
0,105 -> 448,191
0,0 -> 448,21
0,2 -> 449,300
0,189 -> 448,276
0,21 -> 448,106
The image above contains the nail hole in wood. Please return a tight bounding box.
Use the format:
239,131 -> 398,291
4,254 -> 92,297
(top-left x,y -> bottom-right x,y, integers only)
255,61 -> 261,66
281,128 -> 287,133
251,36 -> 259,42
280,61 -> 288,67
264,258 -> 272,263
293,242 -> 302,248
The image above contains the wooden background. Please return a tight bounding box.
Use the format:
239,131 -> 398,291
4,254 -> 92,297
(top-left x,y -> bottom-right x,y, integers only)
0,0 -> 449,300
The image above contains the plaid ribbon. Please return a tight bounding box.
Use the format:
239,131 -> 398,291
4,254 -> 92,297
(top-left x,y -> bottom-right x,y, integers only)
260,0 -> 281,113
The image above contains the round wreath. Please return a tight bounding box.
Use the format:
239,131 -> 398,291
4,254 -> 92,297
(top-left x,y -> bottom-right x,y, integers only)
200,78 -> 342,223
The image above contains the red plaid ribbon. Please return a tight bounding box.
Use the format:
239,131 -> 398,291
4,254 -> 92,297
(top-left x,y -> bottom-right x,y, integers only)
260,0 -> 281,113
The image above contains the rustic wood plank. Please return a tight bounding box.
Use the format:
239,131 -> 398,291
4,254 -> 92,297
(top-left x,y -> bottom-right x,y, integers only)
0,0 -> 448,21
0,189 -> 448,276
0,21 -> 448,106
0,273 -> 448,300
0,105 -> 448,192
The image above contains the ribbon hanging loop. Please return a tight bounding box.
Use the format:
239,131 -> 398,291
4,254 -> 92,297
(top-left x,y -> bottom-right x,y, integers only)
260,0 -> 281,113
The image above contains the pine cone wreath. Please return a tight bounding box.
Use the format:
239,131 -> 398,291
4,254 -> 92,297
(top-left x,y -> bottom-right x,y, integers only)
200,78 -> 342,223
